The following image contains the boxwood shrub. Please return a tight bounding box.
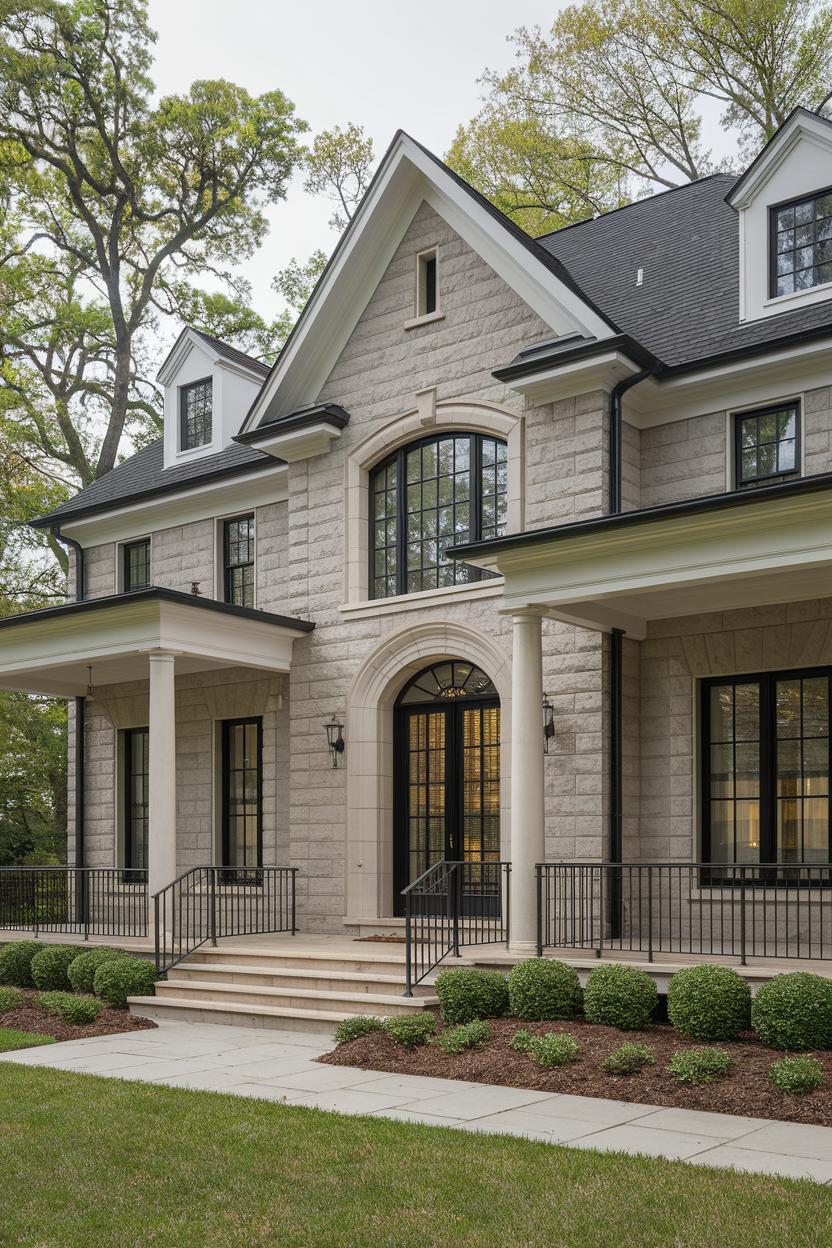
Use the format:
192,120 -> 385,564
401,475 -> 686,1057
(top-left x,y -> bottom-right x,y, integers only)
509,1028 -> 534,1054
751,972 -> 832,1051
667,964 -> 751,1040
333,1016 -> 384,1045
0,986 -> 24,1015
433,1020 -> 491,1053
434,967 -> 509,1024
37,991 -> 102,1025
769,1055 -> 824,1095
30,944 -> 81,992
68,947 -> 129,995
508,958 -> 581,1021
0,940 -> 43,988
668,1047 -> 732,1086
583,964 -> 658,1030
93,957 -> 156,1009
527,1032 -> 580,1069
602,1042 -> 655,1075
383,1013 -> 436,1049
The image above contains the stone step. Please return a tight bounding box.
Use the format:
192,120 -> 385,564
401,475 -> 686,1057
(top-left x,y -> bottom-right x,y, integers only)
168,962 -> 412,995
186,945 -> 409,976
153,977 -> 434,1016
127,995 -> 348,1036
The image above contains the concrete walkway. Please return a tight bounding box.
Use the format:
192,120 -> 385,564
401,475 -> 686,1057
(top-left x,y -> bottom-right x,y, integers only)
3,1021 -> 832,1183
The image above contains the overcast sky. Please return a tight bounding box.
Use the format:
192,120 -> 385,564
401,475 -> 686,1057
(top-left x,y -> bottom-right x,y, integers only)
147,0 -> 564,320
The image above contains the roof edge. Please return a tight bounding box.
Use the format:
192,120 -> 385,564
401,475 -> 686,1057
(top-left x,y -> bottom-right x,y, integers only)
493,333 -> 659,383
234,402 -> 351,446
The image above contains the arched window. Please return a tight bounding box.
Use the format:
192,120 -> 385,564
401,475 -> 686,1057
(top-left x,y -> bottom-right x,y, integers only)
370,432 -> 507,599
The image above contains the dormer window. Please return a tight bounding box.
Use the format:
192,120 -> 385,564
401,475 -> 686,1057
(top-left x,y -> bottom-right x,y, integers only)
417,248 -> 438,317
734,401 -> 800,489
180,378 -> 213,451
771,188 -> 832,298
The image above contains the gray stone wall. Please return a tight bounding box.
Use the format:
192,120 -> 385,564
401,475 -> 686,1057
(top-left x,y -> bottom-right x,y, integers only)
638,411 -> 726,509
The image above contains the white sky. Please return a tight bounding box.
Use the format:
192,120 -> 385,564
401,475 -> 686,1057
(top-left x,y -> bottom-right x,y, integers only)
147,0 -> 565,319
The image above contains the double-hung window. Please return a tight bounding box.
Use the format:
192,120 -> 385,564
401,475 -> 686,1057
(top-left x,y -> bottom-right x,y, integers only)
734,402 -> 800,489
223,514 -> 255,607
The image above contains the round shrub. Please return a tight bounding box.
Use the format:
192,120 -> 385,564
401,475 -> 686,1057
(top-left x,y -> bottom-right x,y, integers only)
68,947 -> 129,995
30,944 -> 81,992
36,991 -> 102,1025
751,972 -> 832,1051
527,1032 -> 580,1069
93,957 -> 156,1009
602,1042 -> 655,1075
334,1016 -> 384,1045
667,964 -> 751,1041
0,940 -> 43,987
583,963 -> 658,1030
382,1014 -> 436,1049
434,967 -> 509,1024
667,1047 -> 732,1086
0,986 -> 24,1015
508,958 -> 581,1021
769,1055 -> 824,1095
433,1020 -> 491,1053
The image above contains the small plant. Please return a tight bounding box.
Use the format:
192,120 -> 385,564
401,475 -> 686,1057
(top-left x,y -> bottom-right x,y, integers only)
383,1013 -> 436,1049
667,965 -> 751,1041
30,945 -> 81,992
603,1043 -> 655,1075
0,941 -> 43,988
36,991 -> 102,1025
509,1028 -> 534,1054
334,1016 -> 384,1045
751,972 -> 832,1051
527,1032 -> 580,1070
433,1020 -> 491,1053
769,1055 -> 824,1095
584,964 -> 658,1030
508,958 -> 582,1021
68,947 -> 129,994
93,957 -> 156,1009
0,986 -> 24,1015
668,1047 -> 732,1086
434,968 -> 509,1024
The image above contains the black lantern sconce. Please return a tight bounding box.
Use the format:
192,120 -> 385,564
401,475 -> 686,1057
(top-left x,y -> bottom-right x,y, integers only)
325,714 -> 346,768
542,692 -> 555,754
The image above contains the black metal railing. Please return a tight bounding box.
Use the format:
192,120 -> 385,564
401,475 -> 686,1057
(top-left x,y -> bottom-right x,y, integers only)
537,862 -> 832,965
154,866 -> 297,973
0,867 -> 148,938
403,860 -> 511,995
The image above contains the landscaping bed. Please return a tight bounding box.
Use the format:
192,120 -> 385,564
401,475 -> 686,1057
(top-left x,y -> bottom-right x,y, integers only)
0,987 -> 155,1042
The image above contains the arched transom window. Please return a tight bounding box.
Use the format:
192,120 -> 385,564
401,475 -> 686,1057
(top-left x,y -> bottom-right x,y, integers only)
370,432 -> 507,599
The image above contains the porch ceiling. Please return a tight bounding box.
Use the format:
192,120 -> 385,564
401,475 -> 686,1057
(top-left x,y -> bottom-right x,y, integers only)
450,474 -> 832,640
0,587 -> 314,696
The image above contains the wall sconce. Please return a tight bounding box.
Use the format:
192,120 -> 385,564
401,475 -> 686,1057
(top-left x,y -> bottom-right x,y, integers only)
324,714 -> 346,768
542,692 -> 555,754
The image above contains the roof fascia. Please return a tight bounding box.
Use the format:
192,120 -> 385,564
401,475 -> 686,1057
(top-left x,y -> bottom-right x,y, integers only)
727,109 -> 832,210
157,327 -> 267,386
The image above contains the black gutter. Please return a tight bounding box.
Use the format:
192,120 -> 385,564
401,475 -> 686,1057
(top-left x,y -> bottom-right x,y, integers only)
609,369 -> 652,514
234,402 -> 351,446
50,525 -> 87,888
493,334 -> 657,385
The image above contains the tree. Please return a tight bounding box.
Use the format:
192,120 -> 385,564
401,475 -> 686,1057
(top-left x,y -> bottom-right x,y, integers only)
0,689 -> 67,865
449,0 -> 832,230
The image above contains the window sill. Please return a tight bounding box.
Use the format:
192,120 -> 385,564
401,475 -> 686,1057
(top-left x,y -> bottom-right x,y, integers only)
763,277 -> 832,310
339,578 -> 504,619
403,310 -> 445,331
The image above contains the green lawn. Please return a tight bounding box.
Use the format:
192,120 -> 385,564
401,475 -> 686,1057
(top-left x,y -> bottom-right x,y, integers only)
0,1064 -> 830,1248
0,1027 -> 54,1053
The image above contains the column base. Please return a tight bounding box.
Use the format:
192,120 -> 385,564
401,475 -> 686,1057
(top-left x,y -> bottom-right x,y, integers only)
508,939 -> 540,956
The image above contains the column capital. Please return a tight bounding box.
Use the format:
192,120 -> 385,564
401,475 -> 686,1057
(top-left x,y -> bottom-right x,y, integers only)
499,605 -> 548,621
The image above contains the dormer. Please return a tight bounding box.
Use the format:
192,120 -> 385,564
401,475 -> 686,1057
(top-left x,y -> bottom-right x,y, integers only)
156,327 -> 269,470
728,108 -> 832,324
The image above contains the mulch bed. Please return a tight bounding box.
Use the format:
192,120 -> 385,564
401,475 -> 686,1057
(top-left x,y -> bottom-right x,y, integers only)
2,989 -> 156,1043
320,1015 -> 832,1126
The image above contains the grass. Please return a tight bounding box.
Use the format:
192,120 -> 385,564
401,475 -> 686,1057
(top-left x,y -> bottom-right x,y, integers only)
0,1027 -> 54,1053
0,1067 -> 831,1246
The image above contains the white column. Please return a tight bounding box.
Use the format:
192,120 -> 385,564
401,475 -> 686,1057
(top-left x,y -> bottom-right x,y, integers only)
509,610 -> 545,950
148,652 -> 177,897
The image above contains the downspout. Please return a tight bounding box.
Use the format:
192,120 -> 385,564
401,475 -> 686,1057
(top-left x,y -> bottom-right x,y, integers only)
50,526 -> 86,878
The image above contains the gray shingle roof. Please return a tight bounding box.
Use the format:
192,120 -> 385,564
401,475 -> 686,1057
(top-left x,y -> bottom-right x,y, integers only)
189,328 -> 271,375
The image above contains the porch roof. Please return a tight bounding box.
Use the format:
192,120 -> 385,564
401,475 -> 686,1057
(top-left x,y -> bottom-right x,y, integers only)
450,472 -> 832,640
0,587 -> 314,697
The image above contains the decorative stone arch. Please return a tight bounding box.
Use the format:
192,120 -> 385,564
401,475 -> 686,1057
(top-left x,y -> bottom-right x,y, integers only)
344,398 -> 524,604
345,620 -> 512,923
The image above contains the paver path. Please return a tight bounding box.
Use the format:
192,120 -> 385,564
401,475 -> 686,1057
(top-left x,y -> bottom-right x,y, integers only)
3,1021 -> 832,1183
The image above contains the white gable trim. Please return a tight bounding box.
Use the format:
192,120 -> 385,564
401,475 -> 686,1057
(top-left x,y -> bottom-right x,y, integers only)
241,133 -> 615,431
727,110 -> 832,211
157,328 -> 267,386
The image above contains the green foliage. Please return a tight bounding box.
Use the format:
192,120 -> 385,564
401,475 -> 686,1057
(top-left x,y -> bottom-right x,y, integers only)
382,1014 -> 436,1049
751,973 -> 832,1051
30,945 -> 80,991
769,1055 -> 825,1095
667,965 -> 751,1041
0,1026 -> 54,1052
433,1020 -> 491,1054
509,1028 -> 534,1054
333,1016 -> 384,1045
583,964 -> 658,1030
526,1032 -> 580,1070
0,986 -> 24,1014
93,957 -> 156,1009
0,691 -> 67,867
67,948 -> 130,995
508,958 -> 582,1021
0,940 -> 43,987
36,991 -> 101,1025
602,1043 -> 655,1075
434,968 -> 509,1024
668,1047 -> 732,1086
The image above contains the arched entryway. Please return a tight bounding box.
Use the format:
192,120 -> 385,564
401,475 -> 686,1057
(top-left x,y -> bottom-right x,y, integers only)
393,660 -> 500,913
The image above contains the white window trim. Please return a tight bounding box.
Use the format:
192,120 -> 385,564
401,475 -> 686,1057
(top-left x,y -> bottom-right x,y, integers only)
177,376 -> 216,459
405,245 -> 444,330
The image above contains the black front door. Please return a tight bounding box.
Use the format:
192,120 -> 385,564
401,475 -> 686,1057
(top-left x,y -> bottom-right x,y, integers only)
393,661 -> 500,914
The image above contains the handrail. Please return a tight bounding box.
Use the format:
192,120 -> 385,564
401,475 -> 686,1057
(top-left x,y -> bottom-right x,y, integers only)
0,866 -> 148,938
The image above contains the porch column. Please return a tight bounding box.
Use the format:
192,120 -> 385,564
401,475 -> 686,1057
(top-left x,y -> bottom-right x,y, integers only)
509,609 -> 545,950
148,652 -> 177,897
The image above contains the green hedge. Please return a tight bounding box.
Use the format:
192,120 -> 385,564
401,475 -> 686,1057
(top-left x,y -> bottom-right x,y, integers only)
434,968 -> 508,1024
93,957 -> 156,1009
667,965 -> 751,1041
769,1055 -> 824,1095
526,1032 -> 580,1069
602,1043 -> 655,1075
68,947 -> 130,995
37,991 -> 102,1025
333,1016 -> 384,1045
433,1020 -> 491,1053
0,941 -> 44,988
668,1047 -> 732,1086
30,945 -> 81,992
382,1014 -> 435,1049
583,964 -> 658,1030
751,972 -> 832,1051
0,986 -> 24,1015
507,958 -> 581,1021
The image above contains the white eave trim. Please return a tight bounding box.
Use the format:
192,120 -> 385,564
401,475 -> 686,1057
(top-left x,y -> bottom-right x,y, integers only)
727,111 -> 832,210
247,422 -> 344,463
503,351 -> 643,406
157,327 -> 268,386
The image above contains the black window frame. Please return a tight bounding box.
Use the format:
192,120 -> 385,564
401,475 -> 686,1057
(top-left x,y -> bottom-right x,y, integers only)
179,377 -> 213,451
769,183 -> 832,299
368,431 -> 508,600
222,514 -> 255,608
417,248 -> 438,317
220,716 -> 263,870
701,667 -> 832,871
123,538 -> 150,592
733,400 -> 801,490
123,726 -> 149,878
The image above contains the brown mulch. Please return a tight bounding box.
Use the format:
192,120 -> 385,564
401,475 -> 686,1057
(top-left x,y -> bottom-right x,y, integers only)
320,1014 -> 832,1126
2,989 -> 156,1043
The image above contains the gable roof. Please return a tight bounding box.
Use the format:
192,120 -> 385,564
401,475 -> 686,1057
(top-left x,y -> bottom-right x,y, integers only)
726,107 -> 832,209
156,325 -> 270,385
189,328 -> 270,375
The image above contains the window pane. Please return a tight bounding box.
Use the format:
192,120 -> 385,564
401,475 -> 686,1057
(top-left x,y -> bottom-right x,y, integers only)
181,379 -> 212,450
736,404 -> 800,487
